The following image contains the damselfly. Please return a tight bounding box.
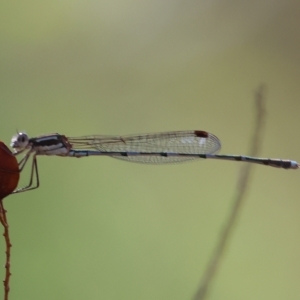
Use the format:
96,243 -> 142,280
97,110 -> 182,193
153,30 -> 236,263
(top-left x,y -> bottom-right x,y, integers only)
10,130 -> 299,193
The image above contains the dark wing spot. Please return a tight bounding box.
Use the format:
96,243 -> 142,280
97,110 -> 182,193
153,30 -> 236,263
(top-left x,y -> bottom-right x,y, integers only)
194,131 -> 208,138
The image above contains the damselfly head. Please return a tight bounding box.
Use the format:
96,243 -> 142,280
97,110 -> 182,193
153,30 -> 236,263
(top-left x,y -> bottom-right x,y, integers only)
10,132 -> 29,152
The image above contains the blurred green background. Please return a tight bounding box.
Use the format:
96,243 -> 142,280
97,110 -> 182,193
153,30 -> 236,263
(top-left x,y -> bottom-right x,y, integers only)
1,1 -> 300,299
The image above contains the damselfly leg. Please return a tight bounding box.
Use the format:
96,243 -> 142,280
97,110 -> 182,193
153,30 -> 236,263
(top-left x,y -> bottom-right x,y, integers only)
13,152 -> 39,193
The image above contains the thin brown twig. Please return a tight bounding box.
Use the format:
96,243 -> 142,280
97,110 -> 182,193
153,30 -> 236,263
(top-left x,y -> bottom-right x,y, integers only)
193,85 -> 266,300
0,200 -> 11,300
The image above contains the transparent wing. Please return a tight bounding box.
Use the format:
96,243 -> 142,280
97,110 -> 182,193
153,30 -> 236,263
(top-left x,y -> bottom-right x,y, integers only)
67,130 -> 221,164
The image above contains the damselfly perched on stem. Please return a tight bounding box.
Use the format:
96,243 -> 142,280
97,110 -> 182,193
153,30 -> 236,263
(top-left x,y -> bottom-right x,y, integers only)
10,130 -> 299,193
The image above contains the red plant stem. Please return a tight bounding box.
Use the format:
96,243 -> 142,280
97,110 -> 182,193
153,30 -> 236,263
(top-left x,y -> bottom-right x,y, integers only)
0,200 -> 11,300
0,141 -> 21,300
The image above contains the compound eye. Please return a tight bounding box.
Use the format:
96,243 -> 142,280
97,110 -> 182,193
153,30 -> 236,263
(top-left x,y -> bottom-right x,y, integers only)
10,132 -> 29,151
